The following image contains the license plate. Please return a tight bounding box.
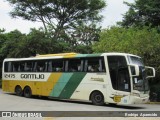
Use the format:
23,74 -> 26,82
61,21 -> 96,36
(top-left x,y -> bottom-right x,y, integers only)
113,96 -> 122,102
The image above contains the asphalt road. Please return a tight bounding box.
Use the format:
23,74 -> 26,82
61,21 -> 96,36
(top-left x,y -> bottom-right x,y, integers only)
0,89 -> 159,120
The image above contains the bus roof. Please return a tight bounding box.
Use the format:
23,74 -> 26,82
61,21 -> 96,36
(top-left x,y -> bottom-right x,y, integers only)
3,52 -> 140,61
36,52 -> 140,58
36,52 -> 77,57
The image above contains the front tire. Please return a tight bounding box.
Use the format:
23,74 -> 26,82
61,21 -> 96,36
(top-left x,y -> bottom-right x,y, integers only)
23,86 -> 32,98
91,91 -> 104,106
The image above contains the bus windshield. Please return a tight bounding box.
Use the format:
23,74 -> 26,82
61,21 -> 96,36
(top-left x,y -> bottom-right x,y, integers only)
128,56 -> 149,92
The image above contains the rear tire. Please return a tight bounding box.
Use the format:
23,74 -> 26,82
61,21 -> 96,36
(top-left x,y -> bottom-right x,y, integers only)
23,86 -> 32,98
15,86 -> 23,96
91,91 -> 104,106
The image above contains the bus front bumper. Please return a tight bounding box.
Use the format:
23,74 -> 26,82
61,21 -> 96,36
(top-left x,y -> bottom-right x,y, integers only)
128,96 -> 149,104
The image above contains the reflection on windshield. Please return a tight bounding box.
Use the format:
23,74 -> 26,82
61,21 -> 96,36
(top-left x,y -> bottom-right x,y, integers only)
128,56 -> 149,92
128,56 -> 144,66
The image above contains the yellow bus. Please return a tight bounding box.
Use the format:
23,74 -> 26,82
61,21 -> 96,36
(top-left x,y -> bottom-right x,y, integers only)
2,53 -> 155,105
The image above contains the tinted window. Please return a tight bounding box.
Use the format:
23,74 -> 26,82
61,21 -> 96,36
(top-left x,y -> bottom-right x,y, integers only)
4,57 -> 106,73
18,62 -> 25,72
4,62 -> 9,72
52,59 -> 64,72
24,61 -> 34,72
12,62 -> 19,72
4,61 -> 26,72
67,58 -> 83,72
35,60 -> 48,72
85,57 -> 106,72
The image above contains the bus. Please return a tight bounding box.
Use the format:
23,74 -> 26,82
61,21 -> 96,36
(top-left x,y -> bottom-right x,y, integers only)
2,52 -> 155,105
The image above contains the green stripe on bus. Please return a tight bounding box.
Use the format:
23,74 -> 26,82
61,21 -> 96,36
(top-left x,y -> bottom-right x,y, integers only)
49,73 -> 73,97
59,72 -> 87,99
76,53 -> 102,58
76,54 -> 87,57
86,53 -> 102,57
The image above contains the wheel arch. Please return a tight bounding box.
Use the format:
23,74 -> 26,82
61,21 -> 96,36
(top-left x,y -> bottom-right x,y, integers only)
24,85 -> 31,90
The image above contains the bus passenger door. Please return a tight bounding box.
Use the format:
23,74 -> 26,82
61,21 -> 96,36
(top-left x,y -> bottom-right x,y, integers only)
107,56 -> 131,103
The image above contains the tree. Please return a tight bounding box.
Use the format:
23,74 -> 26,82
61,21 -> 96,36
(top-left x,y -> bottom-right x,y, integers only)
0,30 -> 27,58
0,29 -> 7,80
7,0 -> 106,46
0,29 -> 66,58
0,29 -> 6,50
120,0 -> 160,28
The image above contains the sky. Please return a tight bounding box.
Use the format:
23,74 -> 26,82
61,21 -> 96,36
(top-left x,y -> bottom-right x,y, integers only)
0,0 -> 135,34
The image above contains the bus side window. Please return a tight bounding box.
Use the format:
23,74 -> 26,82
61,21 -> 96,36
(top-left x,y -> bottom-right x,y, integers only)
12,62 -> 19,72
85,57 -> 102,72
36,61 -> 46,72
67,58 -> 82,72
44,61 -> 48,72
4,62 -> 9,72
18,62 -> 25,72
24,61 -> 33,72
33,62 -> 37,72
98,58 -> 106,72
52,59 -> 64,72
48,61 -> 52,72
8,62 -> 12,72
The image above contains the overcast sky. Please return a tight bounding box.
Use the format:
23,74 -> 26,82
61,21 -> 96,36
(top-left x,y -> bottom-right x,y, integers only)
0,0 -> 135,33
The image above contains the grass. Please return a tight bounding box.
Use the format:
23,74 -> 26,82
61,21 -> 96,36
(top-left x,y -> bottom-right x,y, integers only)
146,102 -> 160,104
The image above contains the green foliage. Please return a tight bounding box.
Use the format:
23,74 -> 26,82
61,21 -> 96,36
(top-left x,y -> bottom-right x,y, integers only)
92,26 -> 160,84
0,29 -> 65,58
6,0 -> 106,46
16,29 -> 57,57
0,29 -> 8,79
1,30 -> 27,58
120,0 -> 160,28
150,84 -> 160,102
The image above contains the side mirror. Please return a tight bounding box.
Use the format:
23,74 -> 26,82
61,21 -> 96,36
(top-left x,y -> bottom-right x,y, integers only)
145,66 -> 155,79
129,64 -> 139,77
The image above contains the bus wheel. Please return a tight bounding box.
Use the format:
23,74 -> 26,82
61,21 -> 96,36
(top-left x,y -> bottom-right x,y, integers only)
15,86 -> 23,96
23,86 -> 32,98
91,91 -> 104,106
